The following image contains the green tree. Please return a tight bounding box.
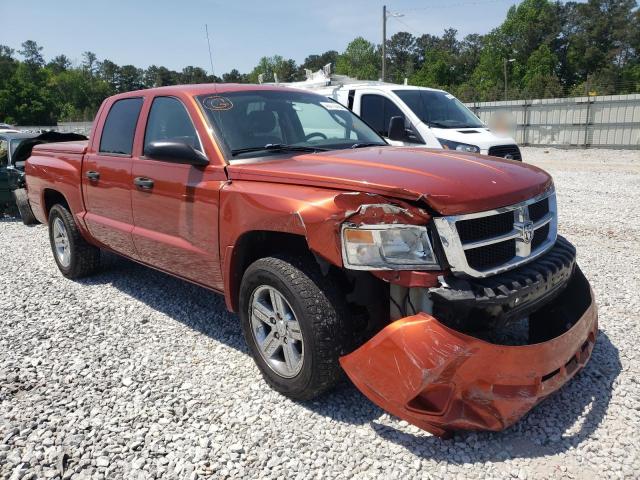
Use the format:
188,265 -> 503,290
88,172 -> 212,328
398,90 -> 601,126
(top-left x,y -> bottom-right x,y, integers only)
335,37 -> 380,80
48,55 -> 71,74
117,65 -> 144,92
522,45 -> 563,98
299,50 -> 339,76
18,40 -> 45,67
181,66 -> 210,84
248,55 -> 300,83
222,69 -> 246,83
386,32 -> 416,83
82,51 -> 98,76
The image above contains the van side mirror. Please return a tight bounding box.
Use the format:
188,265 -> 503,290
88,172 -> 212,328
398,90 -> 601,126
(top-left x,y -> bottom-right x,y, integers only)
387,116 -> 406,141
145,141 -> 209,166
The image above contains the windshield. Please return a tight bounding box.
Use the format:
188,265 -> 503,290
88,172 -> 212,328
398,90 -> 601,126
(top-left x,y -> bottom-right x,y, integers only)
394,89 -> 483,129
196,90 -> 386,159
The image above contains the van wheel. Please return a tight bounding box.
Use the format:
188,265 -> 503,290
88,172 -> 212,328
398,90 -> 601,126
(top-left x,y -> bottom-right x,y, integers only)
13,189 -> 39,225
48,204 -> 100,279
239,255 -> 347,400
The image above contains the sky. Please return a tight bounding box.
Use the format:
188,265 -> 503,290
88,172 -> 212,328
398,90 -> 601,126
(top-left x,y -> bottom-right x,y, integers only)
1,0 -> 525,75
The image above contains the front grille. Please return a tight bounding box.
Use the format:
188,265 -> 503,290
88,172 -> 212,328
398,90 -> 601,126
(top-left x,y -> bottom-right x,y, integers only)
466,239 -> 516,271
529,197 -> 549,222
532,223 -> 550,250
488,144 -> 522,160
456,211 -> 514,243
433,189 -> 558,277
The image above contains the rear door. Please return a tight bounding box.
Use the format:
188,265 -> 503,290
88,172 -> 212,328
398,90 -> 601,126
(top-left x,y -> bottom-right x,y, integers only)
82,97 -> 143,258
130,95 -> 226,290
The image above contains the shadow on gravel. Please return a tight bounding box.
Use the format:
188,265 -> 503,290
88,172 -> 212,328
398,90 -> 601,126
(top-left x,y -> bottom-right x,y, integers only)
77,252 -> 247,352
79,253 -> 621,461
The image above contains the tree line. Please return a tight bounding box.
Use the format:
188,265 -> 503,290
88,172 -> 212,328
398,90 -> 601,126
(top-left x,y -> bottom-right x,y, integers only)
0,0 -> 637,125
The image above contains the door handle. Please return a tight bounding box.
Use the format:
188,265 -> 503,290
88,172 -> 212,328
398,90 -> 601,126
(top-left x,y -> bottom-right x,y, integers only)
85,171 -> 100,181
134,177 -> 154,190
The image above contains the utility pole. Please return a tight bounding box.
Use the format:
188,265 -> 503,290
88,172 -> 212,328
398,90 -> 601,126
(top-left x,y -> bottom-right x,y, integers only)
381,6 -> 403,83
382,5 -> 386,82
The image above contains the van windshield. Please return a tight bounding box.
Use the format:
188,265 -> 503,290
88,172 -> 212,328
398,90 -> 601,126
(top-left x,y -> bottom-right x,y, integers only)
394,90 -> 484,129
196,90 -> 386,160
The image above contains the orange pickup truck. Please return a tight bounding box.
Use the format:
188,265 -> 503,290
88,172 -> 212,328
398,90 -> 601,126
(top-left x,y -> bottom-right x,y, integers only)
25,84 -> 597,437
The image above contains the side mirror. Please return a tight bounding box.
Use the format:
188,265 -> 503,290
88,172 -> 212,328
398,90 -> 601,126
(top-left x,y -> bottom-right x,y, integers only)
145,141 -> 209,166
387,116 -> 407,141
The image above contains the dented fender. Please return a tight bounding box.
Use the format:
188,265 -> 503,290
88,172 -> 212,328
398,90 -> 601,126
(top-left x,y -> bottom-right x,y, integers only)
340,286 -> 598,438
219,182 -> 430,310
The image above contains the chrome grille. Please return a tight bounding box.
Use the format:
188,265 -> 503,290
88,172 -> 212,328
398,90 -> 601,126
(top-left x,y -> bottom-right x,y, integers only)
488,144 -> 522,160
433,188 -> 557,277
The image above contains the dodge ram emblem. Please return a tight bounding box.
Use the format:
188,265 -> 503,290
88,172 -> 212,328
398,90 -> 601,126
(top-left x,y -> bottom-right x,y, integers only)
516,220 -> 534,244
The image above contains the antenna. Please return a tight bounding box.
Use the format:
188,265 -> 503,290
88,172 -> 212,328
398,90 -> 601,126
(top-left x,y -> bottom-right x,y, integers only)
205,24 -> 215,80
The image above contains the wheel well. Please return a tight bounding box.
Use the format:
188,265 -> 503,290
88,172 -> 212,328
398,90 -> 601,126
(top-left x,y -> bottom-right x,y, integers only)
228,230 -> 390,349
229,231 -> 313,312
43,189 -> 69,218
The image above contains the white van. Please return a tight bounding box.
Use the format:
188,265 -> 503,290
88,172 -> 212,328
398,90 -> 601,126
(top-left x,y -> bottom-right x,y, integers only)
296,82 -> 522,160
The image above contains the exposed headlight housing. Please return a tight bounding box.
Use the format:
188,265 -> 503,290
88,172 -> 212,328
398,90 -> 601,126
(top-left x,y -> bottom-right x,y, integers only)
341,224 -> 440,270
437,138 -> 480,153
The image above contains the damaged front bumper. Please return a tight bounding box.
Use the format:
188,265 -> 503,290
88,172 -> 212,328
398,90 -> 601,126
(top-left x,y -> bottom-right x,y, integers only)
340,265 -> 597,438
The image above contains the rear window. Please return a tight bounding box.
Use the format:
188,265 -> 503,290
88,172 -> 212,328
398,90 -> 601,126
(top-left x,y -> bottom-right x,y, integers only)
99,98 -> 143,155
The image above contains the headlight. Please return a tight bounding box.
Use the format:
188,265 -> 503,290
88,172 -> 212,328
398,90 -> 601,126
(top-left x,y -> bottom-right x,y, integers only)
341,224 -> 439,270
437,138 -> 480,153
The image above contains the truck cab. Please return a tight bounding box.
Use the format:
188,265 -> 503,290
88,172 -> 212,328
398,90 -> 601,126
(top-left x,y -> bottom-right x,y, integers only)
309,84 -> 521,160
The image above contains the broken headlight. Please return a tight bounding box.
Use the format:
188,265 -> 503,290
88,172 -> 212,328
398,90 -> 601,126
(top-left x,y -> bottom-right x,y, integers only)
341,224 -> 439,270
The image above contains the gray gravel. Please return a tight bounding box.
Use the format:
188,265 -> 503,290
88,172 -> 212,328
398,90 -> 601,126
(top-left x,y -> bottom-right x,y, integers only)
1,147 -> 639,479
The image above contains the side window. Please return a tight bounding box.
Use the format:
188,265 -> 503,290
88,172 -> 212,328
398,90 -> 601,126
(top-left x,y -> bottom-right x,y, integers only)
0,139 -> 7,167
144,97 -> 202,155
99,98 -> 143,155
360,95 -> 384,135
361,94 -> 405,137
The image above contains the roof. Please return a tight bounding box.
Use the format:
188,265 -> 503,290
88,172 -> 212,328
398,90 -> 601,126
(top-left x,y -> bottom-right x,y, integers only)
111,83 -> 304,100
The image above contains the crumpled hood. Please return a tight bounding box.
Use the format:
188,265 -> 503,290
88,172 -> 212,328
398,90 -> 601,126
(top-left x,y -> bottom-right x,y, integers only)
226,147 -> 552,215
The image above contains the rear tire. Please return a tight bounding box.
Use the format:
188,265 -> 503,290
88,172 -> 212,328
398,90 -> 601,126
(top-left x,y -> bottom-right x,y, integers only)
48,204 -> 100,279
239,255 -> 347,400
13,189 -> 39,225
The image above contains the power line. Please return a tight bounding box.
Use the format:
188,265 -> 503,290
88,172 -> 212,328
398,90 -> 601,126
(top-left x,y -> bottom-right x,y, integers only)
400,0 -> 514,12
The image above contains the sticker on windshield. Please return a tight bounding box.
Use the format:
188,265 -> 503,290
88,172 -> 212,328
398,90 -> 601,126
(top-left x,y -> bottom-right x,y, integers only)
202,96 -> 234,111
445,93 -> 455,100
320,101 -> 346,111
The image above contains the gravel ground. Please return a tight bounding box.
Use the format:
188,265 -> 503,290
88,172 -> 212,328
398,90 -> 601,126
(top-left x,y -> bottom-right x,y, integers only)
1,147 -> 639,479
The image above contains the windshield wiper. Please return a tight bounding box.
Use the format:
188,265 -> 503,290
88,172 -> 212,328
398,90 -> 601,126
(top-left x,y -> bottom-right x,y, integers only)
231,144 -> 328,156
350,142 -> 387,149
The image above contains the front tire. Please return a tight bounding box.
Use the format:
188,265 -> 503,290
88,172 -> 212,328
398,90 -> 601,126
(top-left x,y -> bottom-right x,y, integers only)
48,204 -> 100,279
239,255 -> 347,400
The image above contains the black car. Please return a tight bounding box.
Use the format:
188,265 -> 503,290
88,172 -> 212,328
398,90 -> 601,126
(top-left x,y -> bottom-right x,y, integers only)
0,131 -> 87,221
